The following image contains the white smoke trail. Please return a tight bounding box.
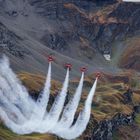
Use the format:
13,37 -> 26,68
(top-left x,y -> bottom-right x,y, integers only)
31,62 -> 51,120
0,90 -> 26,124
0,56 -> 34,118
0,106 -> 31,135
69,78 -> 98,138
50,78 -> 97,139
12,68 -> 69,134
0,106 -> 23,133
55,72 -> 84,129
18,62 -> 52,134
0,55 -> 98,139
0,75 -> 19,103
37,69 -> 70,133
0,56 -> 43,134
0,56 -> 28,99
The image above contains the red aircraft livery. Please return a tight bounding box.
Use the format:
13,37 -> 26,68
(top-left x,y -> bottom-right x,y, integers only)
96,72 -> 101,78
80,67 -> 87,73
65,63 -> 72,70
48,56 -> 54,62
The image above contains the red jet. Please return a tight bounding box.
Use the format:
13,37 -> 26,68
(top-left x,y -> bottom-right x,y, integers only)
64,63 -> 72,70
80,67 -> 87,73
96,72 -> 101,78
48,56 -> 54,62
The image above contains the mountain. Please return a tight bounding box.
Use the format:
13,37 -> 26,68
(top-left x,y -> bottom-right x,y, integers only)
0,0 -> 139,80
0,0 -> 140,140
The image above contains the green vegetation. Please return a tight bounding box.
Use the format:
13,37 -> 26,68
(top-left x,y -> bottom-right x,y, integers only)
0,125 -> 17,140
112,132 -> 120,140
135,114 -> 140,126
1,72 -> 140,140
0,124 -> 57,140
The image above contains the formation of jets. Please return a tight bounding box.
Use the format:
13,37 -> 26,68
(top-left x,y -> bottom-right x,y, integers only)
48,55 -> 101,78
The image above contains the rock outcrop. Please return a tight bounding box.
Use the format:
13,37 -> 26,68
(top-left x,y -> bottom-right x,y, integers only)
123,89 -> 133,104
0,22 -> 30,58
92,112 -> 135,140
28,0 -> 140,56
89,89 -> 139,140
0,0 -> 139,76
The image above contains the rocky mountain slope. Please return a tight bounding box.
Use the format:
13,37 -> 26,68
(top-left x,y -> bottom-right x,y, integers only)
0,0 -> 140,80
0,0 -> 140,140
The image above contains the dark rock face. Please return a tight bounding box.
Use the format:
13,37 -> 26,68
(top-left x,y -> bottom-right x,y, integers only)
28,0 -> 140,56
108,2 -> 140,33
91,113 -> 135,140
123,89 -> 133,104
134,106 -> 140,114
83,114 -> 98,140
41,33 -> 67,51
0,22 -> 30,58
92,0 -> 117,6
0,0 -> 139,75
87,89 -> 138,140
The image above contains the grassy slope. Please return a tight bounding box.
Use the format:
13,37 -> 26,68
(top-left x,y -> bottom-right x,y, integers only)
0,124 -> 57,140
135,114 -> 140,126
0,72 -> 140,140
20,72 -> 139,123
